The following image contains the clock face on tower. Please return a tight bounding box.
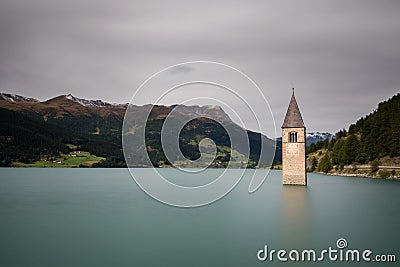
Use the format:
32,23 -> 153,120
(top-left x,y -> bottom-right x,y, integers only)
286,143 -> 299,155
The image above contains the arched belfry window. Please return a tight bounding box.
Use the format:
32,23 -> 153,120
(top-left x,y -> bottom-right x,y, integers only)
289,132 -> 297,143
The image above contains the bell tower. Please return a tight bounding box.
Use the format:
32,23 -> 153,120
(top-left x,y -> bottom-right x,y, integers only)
282,88 -> 307,185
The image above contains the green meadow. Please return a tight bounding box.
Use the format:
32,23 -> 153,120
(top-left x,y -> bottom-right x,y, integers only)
12,151 -> 105,168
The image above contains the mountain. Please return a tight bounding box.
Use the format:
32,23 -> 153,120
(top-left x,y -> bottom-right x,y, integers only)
0,107 -> 72,165
306,132 -> 334,145
0,93 -> 127,118
275,132 -> 333,147
0,93 -> 39,103
123,104 -> 278,168
0,93 -> 279,167
63,94 -> 126,108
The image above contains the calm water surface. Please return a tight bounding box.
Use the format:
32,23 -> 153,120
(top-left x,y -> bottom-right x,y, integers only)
0,168 -> 399,267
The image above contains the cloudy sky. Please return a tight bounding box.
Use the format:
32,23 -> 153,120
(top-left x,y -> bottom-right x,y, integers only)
1,0 -> 399,137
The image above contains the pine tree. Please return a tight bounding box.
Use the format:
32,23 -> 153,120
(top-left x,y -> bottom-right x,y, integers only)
311,156 -> 318,172
318,154 -> 332,173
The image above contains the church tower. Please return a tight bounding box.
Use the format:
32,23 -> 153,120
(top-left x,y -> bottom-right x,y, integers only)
282,88 -> 307,185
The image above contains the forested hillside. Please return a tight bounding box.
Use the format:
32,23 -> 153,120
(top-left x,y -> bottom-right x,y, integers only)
307,93 -> 400,174
0,94 -> 279,168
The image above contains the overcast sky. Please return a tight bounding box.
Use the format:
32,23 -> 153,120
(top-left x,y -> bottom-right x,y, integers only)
0,0 -> 399,137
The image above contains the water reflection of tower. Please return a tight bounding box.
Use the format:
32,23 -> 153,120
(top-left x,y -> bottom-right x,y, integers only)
281,186 -> 310,247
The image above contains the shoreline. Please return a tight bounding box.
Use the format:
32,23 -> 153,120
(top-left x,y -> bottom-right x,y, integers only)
315,171 -> 400,181
2,166 -> 400,181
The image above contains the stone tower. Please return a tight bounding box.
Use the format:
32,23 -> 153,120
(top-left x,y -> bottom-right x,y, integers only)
282,88 -> 307,185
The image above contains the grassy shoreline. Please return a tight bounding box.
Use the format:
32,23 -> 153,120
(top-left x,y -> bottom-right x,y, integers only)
12,151 -> 105,168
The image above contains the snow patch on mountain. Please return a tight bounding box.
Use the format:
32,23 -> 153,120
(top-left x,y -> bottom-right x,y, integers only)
275,132 -> 334,147
306,132 -> 334,145
307,132 -> 334,140
64,94 -> 126,108
0,93 -> 39,103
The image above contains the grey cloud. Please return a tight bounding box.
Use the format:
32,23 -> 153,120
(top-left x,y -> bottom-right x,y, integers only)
0,0 -> 399,137
168,65 -> 194,74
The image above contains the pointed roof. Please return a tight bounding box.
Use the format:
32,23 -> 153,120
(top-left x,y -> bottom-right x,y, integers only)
282,88 -> 305,128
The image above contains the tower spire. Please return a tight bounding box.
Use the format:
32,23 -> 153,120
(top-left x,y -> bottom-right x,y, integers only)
282,88 -> 305,128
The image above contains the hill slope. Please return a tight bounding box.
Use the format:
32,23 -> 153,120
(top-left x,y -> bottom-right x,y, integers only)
0,107 -> 70,165
307,93 -> 400,175
0,93 -> 279,167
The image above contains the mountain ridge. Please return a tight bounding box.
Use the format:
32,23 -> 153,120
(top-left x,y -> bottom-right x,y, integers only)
275,132 -> 333,147
0,92 -> 280,167
0,93 -> 40,103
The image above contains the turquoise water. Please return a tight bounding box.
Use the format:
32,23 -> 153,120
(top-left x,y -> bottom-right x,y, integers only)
0,168 -> 399,266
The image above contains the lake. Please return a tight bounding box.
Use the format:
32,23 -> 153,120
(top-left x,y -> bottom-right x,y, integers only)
0,168 -> 399,266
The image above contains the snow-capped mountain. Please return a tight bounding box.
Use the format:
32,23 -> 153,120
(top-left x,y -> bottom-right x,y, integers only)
276,132 -> 334,147
0,93 -> 39,103
64,94 -> 126,107
306,132 -> 334,145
